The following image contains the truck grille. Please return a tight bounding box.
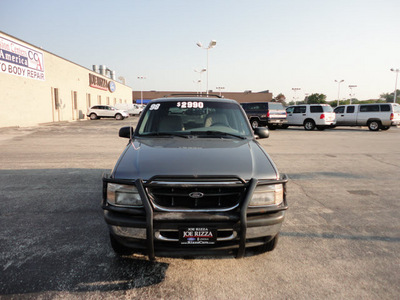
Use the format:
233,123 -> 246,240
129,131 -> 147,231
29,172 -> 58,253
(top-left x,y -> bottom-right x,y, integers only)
145,179 -> 247,212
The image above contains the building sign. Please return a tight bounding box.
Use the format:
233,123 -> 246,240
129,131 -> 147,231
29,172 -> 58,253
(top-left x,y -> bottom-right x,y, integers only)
89,73 -> 116,93
0,34 -> 45,81
108,81 -> 116,93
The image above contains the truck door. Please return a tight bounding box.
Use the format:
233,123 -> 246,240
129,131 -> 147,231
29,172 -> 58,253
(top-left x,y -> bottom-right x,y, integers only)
343,106 -> 357,125
334,106 -> 345,125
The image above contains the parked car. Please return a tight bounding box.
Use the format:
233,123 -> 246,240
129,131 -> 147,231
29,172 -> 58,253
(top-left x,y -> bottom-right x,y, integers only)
333,103 -> 400,131
114,103 -> 144,116
241,102 -> 287,129
101,96 -> 288,259
285,104 -> 336,130
87,105 -> 129,120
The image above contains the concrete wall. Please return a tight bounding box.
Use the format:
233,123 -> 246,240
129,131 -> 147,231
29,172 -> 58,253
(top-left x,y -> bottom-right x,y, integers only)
0,32 -> 132,128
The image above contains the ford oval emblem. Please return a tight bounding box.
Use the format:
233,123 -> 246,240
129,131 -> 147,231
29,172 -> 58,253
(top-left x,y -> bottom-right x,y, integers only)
189,192 -> 204,199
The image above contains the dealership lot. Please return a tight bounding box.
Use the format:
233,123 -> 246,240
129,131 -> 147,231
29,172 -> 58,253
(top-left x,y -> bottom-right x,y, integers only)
1,119 -> 399,299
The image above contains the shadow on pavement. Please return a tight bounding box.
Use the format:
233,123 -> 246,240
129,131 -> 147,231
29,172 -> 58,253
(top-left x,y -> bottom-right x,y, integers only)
0,168 -> 168,295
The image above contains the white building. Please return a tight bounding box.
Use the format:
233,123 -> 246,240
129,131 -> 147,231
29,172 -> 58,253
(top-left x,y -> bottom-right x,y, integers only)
0,31 -> 132,128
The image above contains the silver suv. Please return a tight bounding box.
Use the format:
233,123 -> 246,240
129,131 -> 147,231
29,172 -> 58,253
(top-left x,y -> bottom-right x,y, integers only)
87,105 -> 129,120
285,104 -> 336,130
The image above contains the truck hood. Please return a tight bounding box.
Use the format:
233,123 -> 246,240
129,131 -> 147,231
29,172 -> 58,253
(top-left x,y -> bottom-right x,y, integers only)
112,137 -> 279,181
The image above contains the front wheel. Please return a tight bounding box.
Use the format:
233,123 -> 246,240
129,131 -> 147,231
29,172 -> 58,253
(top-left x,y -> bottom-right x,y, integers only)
368,120 -> 380,131
304,120 -> 316,131
109,234 -> 134,256
115,113 -> 124,120
89,113 -> 98,120
258,234 -> 279,253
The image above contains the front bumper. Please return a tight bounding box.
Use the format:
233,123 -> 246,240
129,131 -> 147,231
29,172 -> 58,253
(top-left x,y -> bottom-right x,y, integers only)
102,175 -> 288,260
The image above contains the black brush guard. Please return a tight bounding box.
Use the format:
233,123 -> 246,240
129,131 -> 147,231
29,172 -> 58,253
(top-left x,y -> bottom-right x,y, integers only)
102,174 -> 288,260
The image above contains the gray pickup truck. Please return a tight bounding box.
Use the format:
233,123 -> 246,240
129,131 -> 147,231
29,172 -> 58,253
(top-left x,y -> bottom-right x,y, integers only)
334,103 -> 400,131
101,95 -> 288,260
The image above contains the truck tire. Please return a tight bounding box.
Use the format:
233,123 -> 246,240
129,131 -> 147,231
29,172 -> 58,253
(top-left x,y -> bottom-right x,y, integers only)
304,119 -> 316,131
368,120 -> 380,131
258,234 -> 279,253
250,119 -> 259,129
109,234 -> 134,256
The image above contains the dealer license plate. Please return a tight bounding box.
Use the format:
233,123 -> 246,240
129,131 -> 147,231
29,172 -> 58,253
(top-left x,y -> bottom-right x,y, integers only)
179,227 -> 217,245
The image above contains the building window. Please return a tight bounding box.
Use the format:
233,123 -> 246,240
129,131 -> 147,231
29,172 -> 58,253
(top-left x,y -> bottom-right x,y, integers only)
107,97 -> 110,105
98,95 -> 102,104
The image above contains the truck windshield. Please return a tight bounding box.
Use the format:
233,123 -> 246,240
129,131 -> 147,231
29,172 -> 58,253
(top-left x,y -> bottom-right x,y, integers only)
137,100 -> 252,138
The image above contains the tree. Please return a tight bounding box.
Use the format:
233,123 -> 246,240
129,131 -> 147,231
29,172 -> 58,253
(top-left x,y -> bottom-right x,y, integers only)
274,93 -> 287,106
306,93 -> 327,104
380,90 -> 400,103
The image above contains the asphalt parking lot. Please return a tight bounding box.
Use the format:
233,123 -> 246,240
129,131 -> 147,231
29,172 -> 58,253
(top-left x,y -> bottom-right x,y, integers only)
1,119 -> 399,299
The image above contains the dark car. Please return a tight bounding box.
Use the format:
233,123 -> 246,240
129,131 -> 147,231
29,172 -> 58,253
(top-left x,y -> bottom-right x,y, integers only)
101,96 -> 288,260
241,102 -> 287,129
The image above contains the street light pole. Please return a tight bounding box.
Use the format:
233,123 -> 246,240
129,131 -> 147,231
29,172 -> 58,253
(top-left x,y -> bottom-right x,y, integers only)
305,93 -> 309,103
335,80 -> 344,106
390,68 -> 399,103
137,76 -> 146,106
292,87 -> 301,104
194,68 -> 206,96
216,86 -> 225,97
348,85 -> 357,104
196,40 -> 217,96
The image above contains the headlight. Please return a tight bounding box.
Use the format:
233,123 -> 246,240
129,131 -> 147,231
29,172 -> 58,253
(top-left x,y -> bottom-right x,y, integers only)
107,183 -> 143,207
249,184 -> 283,206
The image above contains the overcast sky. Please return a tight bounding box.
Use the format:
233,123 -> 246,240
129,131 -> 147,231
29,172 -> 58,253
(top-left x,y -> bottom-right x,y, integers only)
1,0 -> 399,102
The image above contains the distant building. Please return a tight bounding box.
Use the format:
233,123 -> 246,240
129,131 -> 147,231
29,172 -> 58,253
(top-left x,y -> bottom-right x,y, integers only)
133,90 -> 273,104
0,31 -> 132,128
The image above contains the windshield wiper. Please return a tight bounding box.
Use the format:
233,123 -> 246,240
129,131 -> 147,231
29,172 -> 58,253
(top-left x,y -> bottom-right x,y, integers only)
189,130 -> 247,140
140,132 -> 189,138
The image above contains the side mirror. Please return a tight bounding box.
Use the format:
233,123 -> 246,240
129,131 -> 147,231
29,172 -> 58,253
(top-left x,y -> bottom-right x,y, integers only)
119,126 -> 134,138
254,127 -> 269,139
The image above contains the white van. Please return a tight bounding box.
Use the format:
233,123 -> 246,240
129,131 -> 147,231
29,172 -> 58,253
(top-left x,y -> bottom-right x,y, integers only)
334,103 -> 400,131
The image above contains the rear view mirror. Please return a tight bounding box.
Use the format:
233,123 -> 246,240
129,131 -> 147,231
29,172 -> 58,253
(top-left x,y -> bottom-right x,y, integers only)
254,127 -> 269,139
119,126 -> 134,139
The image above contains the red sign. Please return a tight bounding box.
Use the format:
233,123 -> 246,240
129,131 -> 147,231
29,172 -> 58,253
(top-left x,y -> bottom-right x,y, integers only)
89,73 -> 108,91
